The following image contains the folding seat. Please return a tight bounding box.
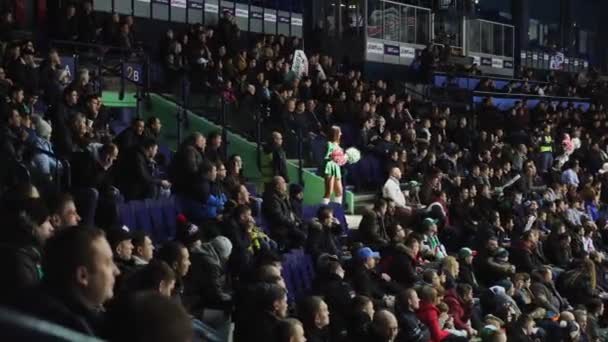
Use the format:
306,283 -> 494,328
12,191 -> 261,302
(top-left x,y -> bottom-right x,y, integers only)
302,205 -> 318,223
131,201 -> 155,240
160,196 -> 179,240
118,202 -> 135,230
145,199 -> 167,243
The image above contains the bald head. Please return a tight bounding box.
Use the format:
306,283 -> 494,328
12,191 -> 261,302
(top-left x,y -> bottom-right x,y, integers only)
373,310 -> 399,341
389,167 -> 401,180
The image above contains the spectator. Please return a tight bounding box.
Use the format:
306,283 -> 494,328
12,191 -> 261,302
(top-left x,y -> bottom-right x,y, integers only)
242,283 -> 289,341
530,267 -> 570,313
443,283 -> 476,337
358,198 -> 389,250
383,234 -> 420,289
315,259 -> 353,340
125,260 -> 175,296
457,247 -> 479,293
395,288 -> 431,342
263,176 -> 305,250
131,231 -> 154,267
145,116 -> 162,141
47,193 -> 81,231
205,131 -> 224,164
183,236 -> 233,316
306,205 -> 343,260
416,286 -> 467,342
351,247 -> 397,307
0,198 -> 54,300
118,138 -> 171,201
11,227 -> 119,336
474,236 -> 515,286
364,309 -> 400,342
156,241 -> 191,304
106,227 -> 135,292
277,318 -> 307,342
170,132 -> 206,198
263,131 -> 289,183
224,154 -> 244,190
298,296 -> 331,342
103,291 -> 193,342
114,118 -> 145,153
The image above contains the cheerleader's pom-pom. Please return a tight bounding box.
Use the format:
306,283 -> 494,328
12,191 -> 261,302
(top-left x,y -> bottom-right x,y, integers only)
345,147 -> 361,164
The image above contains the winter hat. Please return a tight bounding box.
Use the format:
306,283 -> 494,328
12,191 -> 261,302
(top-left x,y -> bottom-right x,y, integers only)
496,279 -> 513,293
211,236 -> 232,261
458,247 -> 477,259
175,214 -> 201,247
495,248 -> 509,261
34,116 -> 52,140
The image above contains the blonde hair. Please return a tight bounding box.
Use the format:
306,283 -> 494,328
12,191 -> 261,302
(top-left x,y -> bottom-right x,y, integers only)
442,256 -> 459,277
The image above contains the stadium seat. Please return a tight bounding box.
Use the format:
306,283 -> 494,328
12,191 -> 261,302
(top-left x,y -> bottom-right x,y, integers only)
118,202 -> 136,231
130,200 -> 154,239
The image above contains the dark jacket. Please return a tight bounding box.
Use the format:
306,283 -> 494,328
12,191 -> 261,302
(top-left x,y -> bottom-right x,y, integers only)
306,326 -> 330,342
457,262 -> 479,293
222,218 -> 253,278
262,191 -> 303,242
396,309 -> 431,342
316,273 -> 354,340
263,143 -> 289,182
350,264 -> 392,305
556,269 -> 596,307
530,280 -> 568,313
184,243 -> 232,316
0,244 -> 42,302
70,150 -> 115,192
114,127 -> 143,154
382,243 -> 419,289
117,147 -> 160,201
473,249 -> 514,286
170,144 -> 205,199
510,240 -> 544,274
249,311 -> 281,342
306,218 -> 342,259
358,209 -> 388,250
10,283 -> 103,337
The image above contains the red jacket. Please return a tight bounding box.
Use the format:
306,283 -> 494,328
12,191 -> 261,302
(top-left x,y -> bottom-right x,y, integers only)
416,301 -> 450,342
443,289 -> 472,331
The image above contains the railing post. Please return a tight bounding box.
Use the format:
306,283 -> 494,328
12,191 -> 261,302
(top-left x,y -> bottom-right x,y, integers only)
255,104 -> 264,171
220,94 -> 228,161
297,126 -> 304,186
119,58 -> 125,100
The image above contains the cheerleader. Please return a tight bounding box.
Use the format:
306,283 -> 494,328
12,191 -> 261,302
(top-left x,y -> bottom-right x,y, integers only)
323,126 -> 346,204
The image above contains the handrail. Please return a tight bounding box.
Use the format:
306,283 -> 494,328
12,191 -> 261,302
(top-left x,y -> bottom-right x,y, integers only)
472,90 -> 592,102
50,39 -> 139,54
435,71 -> 549,85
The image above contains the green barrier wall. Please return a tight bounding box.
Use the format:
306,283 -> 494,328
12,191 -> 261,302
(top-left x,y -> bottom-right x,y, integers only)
136,94 -> 354,208
101,91 -> 138,107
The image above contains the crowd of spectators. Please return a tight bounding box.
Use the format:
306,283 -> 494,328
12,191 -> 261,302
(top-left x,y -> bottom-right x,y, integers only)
3,2 -> 608,342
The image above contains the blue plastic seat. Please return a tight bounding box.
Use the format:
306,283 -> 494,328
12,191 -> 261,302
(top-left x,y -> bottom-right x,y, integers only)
118,202 -> 135,230
131,200 -> 155,240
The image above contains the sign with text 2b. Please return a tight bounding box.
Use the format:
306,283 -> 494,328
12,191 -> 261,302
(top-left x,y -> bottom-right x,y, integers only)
60,56 -> 75,84
122,63 -> 144,85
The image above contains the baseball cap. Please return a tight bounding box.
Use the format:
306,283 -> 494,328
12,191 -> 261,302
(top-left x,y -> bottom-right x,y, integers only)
458,247 -> 477,259
356,247 -> 380,260
175,214 -> 201,246
422,217 -> 438,229
106,226 -> 132,250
